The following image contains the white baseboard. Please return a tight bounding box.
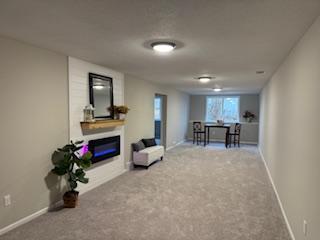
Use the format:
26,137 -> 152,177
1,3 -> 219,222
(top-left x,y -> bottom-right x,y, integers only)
0,207 -> 49,236
166,139 -> 186,151
126,161 -> 134,170
0,168 -> 127,236
187,138 -> 258,145
258,148 -> 295,240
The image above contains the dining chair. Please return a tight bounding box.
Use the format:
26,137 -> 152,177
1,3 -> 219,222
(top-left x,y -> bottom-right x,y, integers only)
193,121 -> 205,145
228,123 -> 241,147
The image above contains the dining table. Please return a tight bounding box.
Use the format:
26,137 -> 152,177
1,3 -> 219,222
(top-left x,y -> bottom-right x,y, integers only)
204,123 -> 231,148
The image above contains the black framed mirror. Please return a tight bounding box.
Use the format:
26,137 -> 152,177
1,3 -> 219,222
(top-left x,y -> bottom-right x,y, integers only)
89,73 -> 114,119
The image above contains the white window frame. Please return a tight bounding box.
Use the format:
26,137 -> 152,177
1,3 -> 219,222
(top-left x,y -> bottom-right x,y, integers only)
205,96 -> 240,123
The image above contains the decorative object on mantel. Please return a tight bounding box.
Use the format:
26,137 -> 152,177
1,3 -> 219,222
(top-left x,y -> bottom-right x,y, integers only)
243,110 -> 256,122
108,105 -> 130,120
50,141 -> 92,208
83,104 -> 95,122
217,119 -> 224,125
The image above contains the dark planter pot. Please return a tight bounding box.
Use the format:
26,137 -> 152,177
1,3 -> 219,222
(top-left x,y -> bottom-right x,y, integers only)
63,190 -> 79,208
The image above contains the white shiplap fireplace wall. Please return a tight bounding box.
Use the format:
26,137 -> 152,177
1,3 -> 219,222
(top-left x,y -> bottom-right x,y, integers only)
68,57 -> 126,193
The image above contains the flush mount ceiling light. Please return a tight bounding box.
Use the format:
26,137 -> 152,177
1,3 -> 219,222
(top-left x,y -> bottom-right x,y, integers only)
93,85 -> 105,90
198,76 -> 212,83
151,41 -> 176,53
213,87 -> 222,92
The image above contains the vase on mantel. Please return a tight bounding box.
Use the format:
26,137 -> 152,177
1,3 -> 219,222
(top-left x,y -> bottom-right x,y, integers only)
120,114 -> 126,120
114,113 -> 125,120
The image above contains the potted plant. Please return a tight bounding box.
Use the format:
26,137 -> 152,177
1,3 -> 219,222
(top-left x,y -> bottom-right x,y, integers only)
242,111 -> 256,122
51,141 -> 92,208
108,105 -> 130,120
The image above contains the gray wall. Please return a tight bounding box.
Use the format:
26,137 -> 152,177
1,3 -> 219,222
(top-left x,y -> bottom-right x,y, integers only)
0,37 -> 190,231
0,36 -> 190,230
188,94 -> 259,143
0,37 -> 69,229
124,74 -> 190,164
259,16 -> 320,240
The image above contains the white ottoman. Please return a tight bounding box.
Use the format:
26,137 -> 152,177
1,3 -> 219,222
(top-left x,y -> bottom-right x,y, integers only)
133,145 -> 164,168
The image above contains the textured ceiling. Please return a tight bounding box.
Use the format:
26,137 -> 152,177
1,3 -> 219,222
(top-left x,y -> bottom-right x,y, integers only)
0,0 -> 320,94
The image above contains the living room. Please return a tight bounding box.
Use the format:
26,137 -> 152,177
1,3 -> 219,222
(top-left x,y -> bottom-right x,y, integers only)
1,1 -> 320,240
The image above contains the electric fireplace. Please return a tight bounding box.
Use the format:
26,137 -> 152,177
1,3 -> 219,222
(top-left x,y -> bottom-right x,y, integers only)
88,136 -> 120,164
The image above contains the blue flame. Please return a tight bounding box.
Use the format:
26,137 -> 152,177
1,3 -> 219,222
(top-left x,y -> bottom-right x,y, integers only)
94,148 -> 117,157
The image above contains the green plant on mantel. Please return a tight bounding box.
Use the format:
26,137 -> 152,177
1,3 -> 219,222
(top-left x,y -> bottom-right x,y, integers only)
108,105 -> 130,119
51,141 -> 92,191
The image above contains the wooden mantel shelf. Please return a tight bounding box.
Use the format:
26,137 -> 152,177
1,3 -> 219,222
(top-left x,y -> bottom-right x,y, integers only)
80,119 -> 125,130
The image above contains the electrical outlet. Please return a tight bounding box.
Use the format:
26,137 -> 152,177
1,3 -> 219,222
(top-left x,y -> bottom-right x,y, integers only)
303,220 -> 307,236
4,195 -> 11,207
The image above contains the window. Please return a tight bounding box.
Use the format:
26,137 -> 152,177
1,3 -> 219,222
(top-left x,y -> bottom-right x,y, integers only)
206,96 -> 239,122
154,97 -> 161,121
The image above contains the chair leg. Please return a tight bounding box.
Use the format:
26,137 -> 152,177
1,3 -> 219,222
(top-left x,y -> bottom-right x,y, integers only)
231,135 -> 235,147
193,133 -> 195,144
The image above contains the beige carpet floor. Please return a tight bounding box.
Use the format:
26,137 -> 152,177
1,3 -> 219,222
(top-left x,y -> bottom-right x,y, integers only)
1,142 -> 291,240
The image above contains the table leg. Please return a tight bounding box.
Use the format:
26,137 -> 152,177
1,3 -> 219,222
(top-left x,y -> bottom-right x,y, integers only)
204,127 -> 207,146
225,128 -> 229,148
